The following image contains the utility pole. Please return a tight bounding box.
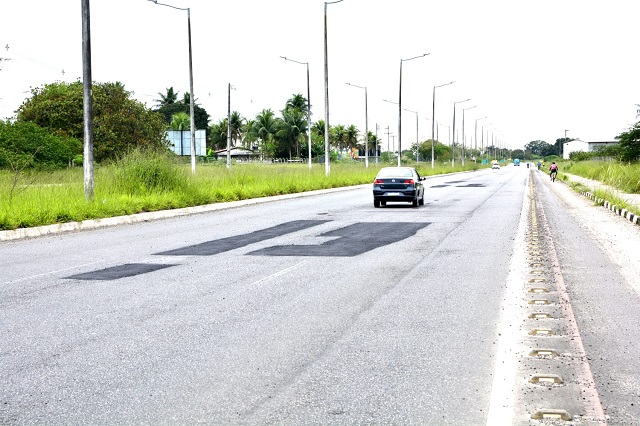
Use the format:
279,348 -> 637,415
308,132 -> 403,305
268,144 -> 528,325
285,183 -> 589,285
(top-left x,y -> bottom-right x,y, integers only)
385,126 -> 391,162
81,0 -> 94,201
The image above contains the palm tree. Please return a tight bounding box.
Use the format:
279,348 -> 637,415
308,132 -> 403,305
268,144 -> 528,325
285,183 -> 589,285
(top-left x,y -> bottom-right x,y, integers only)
331,124 -> 347,153
169,112 -> 190,131
229,111 -> 244,147
345,124 -> 360,154
276,108 -> 308,159
155,87 -> 178,108
285,93 -> 308,113
254,109 -> 278,159
209,119 -> 228,150
242,119 -> 258,149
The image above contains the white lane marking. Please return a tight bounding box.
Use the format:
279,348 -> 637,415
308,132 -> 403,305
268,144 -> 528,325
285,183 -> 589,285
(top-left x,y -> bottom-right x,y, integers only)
1,260 -> 106,285
485,175 -> 530,425
249,261 -> 308,286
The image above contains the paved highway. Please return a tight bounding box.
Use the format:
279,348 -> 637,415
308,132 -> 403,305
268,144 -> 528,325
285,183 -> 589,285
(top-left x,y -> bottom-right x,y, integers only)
1,165 -> 638,424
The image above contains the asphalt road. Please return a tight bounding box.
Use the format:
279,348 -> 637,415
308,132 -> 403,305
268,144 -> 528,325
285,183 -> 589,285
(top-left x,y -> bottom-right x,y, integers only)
1,165 -> 639,425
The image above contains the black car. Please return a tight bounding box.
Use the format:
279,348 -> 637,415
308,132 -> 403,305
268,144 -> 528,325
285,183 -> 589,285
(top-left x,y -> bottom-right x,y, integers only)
372,166 -> 426,207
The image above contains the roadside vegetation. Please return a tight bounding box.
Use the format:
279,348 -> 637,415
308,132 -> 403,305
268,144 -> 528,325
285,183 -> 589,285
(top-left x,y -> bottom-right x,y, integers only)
562,161 -> 640,194
0,149 -> 483,231
3,79 -> 638,231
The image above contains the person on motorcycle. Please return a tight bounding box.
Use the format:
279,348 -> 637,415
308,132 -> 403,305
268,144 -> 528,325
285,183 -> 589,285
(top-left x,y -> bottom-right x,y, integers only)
549,162 -> 559,180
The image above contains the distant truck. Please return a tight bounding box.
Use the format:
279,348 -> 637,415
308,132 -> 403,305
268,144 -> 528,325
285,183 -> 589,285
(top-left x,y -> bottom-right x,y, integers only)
513,158 -> 520,166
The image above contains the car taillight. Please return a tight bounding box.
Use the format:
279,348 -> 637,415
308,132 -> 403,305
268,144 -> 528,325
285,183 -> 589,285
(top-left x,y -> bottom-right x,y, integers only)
403,179 -> 415,184
374,179 -> 384,184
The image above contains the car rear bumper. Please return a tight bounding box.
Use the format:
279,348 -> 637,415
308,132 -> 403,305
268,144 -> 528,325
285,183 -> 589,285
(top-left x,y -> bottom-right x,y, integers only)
373,190 -> 417,202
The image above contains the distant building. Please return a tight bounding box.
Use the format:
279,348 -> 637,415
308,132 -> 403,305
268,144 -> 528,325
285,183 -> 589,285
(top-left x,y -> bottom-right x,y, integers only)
215,147 -> 258,161
167,130 -> 207,156
563,139 -> 618,159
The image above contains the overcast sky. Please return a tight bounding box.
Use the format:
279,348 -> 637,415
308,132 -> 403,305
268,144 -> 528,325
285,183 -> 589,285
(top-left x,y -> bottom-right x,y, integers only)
1,0 -> 638,151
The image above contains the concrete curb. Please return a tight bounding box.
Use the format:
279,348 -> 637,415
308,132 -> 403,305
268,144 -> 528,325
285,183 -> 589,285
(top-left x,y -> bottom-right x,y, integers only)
0,184 -> 368,242
579,191 -> 640,226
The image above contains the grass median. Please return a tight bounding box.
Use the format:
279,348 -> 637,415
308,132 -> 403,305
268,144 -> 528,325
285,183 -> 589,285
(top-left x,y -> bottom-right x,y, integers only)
1,150 -> 484,231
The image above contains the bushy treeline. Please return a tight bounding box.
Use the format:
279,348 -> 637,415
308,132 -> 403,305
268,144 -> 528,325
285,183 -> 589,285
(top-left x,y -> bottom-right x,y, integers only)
0,120 -> 81,170
1,81 -> 169,170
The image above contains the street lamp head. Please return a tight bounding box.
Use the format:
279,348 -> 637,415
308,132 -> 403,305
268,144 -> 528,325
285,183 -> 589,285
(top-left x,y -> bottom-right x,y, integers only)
435,81 -> 455,89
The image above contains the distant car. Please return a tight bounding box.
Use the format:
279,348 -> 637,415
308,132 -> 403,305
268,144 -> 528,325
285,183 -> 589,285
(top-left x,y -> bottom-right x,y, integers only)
514,158 -> 520,166
492,161 -> 500,170
373,166 -> 425,208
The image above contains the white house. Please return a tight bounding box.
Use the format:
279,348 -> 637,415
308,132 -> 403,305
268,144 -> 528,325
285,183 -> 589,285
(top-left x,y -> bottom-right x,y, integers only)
215,147 -> 258,161
563,139 -> 618,159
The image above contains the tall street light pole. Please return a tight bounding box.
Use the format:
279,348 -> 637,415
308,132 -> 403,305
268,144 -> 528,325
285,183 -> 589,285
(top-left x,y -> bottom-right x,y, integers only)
482,123 -> 492,163
451,98 -> 470,167
148,0 -> 196,174
227,83 -> 232,168
81,0 -> 94,201
461,105 -> 476,166
474,116 -> 487,162
383,99 -> 399,162
431,81 -> 454,169
404,108 -> 418,163
346,82 -> 369,167
324,0 -> 344,176
398,53 -> 429,167
281,56 -> 312,170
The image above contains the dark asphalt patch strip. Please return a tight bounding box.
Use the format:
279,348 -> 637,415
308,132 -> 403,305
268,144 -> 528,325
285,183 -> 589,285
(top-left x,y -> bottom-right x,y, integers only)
155,220 -> 331,256
247,222 -> 430,257
66,263 -> 175,280
457,183 -> 485,187
445,181 -> 465,184
430,185 -> 449,188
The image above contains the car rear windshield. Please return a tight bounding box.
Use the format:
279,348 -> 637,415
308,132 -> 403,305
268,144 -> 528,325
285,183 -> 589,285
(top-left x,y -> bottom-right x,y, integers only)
377,168 -> 413,178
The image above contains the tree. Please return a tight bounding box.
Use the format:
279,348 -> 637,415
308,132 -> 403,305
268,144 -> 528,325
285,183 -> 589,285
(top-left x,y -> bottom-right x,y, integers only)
16,81 -> 167,162
229,111 -> 244,147
155,87 -> 179,108
154,91 -> 210,131
285,93 -> 308,114
524,140 -> 552,156
331,124 -> 347,152
511,149 -> 525,159
0,120 -> 80,170
275,108 -> 307,159
208,119 -> 228,151
345,124 -> 360,151
616,122 -> 640,162
253,109 -> 278,158
169,112 -> 190,131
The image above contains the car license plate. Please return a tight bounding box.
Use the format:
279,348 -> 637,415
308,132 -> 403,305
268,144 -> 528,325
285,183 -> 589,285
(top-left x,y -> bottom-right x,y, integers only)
386,192 -> 400,196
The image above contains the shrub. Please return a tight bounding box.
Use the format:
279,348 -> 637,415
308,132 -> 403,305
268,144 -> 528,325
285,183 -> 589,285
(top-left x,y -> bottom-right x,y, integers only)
0,120 -> 81,170
112,149 -> 189,195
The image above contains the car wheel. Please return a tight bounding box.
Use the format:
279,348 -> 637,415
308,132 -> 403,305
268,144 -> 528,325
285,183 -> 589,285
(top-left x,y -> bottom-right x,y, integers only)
374,200 -> 380,208
419,191 -> 425,205
412,198 -> 418,207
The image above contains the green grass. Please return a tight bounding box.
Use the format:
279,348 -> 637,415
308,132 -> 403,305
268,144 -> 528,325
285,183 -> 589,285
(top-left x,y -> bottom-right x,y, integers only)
562,161 -> 640,194
0,152 -> 484,231
560,161 -> 640,215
